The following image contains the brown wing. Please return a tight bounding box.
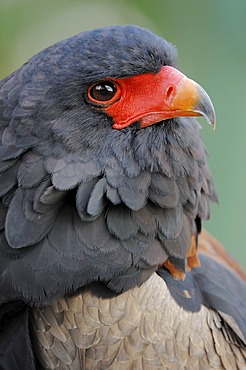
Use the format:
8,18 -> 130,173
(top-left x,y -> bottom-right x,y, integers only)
198,229 -> 246,282
164,229 -> 246,282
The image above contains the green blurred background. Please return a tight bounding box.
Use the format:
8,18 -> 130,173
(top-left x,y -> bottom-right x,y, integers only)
1,0 -> 246,266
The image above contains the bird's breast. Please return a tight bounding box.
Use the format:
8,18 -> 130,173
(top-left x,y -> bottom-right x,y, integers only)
31,273 -> 245,370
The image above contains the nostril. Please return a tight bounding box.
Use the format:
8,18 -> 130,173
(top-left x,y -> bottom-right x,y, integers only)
166,86 -> 174,103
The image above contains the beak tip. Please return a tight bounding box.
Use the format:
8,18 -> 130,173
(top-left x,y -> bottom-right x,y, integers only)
207,111 -> 216,131
207,112 -> 216,131
195,84 -> 216,131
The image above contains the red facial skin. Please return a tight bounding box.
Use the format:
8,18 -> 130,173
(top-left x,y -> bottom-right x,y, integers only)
88,66 -> 215,130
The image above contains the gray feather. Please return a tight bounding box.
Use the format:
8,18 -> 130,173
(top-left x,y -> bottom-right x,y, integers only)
107,205 -> 138,241
87,177 -> 107,217
17,153 -> 46,188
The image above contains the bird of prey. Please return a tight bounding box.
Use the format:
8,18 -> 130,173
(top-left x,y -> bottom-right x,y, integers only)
0,25 -> 245,370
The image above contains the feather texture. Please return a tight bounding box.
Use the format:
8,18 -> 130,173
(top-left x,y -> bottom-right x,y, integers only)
0,24 -> 243,369
31,267 -> 246,369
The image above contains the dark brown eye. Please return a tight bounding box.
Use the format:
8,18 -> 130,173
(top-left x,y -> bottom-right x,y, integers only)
88,81 -> 121,106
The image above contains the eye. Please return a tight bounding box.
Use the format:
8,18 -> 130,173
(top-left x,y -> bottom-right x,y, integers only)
88,81 -> 121,106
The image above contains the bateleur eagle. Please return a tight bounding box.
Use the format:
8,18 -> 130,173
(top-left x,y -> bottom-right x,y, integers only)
0,25 -> 245,370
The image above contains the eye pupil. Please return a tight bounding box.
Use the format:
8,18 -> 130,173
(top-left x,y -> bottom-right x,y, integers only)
89,81 -> 117,102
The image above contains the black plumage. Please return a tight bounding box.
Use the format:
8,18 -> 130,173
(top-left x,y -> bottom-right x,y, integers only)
0,25 -> 245,369
0,26 -> 212,303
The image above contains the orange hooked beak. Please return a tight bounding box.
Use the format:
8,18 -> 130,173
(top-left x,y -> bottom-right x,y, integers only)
103,66 -> 216,130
